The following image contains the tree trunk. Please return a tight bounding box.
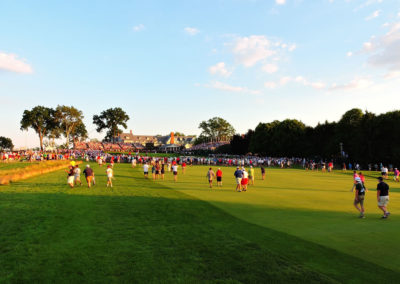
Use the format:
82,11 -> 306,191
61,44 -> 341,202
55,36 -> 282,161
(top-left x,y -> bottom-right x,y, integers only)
39,133 -> 44,151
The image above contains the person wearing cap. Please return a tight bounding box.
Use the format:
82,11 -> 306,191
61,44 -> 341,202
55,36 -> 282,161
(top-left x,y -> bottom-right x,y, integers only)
393,168 -> 399,182
234,167 -> 243,192
377,177 -> 390,219
350,171 -> 360,192
83,164 -> 94,188
353,177 -> 366,218
241,167 -> 249,191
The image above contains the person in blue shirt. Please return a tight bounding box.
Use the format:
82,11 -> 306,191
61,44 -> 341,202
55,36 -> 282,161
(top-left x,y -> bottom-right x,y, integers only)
234,167 -> 243,192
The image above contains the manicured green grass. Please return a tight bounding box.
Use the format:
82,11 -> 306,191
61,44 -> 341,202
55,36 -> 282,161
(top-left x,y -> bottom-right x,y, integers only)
0,163 -> 399,283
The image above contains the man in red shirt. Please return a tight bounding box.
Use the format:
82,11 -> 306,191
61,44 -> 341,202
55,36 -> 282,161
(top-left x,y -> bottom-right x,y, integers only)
182,162 -> 186,174
216,168 -> 223,187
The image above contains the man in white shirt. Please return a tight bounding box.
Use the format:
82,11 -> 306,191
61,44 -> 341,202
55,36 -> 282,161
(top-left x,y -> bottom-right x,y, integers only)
172,164 -> 178,182
106,165 -> 113,187
74,165 -> 82,186
143,163 -> 149,178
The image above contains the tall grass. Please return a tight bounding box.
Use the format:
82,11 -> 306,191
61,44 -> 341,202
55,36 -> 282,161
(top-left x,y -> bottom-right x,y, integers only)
0,161 -> 81,185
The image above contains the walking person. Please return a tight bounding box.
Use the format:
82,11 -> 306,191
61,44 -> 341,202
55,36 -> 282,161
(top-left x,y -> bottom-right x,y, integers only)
241,167 -> 249,191
161,163 -> 165,180
106,165 -> 113,187
260,166 -> 265,180
143,163 -> 149,178
172,163 -> 178,182
216,168 -> 223,187
83,164 -> 94,188
74,165 -> 82,187
353,177 -> 366,218
234,167 -> 243,192
249,166 -> 255,185
66,166 -> 75,188
377,177 -> 390,219
207,168 -> 215,188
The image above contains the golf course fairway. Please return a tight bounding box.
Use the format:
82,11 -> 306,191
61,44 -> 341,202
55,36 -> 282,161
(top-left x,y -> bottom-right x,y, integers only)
0,163 -> 398,283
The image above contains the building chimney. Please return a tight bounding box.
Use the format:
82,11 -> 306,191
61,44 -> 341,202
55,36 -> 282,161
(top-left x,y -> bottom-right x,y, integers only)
170,132 -> 174,144
130,130 -> 133,135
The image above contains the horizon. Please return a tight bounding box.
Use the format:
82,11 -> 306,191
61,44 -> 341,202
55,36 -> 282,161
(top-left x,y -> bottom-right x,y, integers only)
1,0 -> 400,148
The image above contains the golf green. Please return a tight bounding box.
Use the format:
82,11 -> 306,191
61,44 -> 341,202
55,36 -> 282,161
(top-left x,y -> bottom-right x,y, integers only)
0,162 -> 398,283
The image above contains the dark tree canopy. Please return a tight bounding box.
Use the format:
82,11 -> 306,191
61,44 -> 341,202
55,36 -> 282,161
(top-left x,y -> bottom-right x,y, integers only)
198,117 -> 235,141
20,106 -> 59,151
93,108 -> 130,143
0,137 -> 14,151
55,105 -> 85,148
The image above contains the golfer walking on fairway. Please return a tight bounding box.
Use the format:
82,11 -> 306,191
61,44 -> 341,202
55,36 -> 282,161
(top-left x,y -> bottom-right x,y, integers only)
234,167 -> 243,192
353,177 -> 366,218
377,177 -> 390,219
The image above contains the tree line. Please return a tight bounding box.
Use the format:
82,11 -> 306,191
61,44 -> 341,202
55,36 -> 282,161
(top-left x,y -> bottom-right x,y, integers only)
220,108 -> 400,165
19,106 -> 130,150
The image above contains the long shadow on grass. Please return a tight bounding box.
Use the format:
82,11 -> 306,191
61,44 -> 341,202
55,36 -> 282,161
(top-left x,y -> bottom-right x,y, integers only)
0,191 -> 399,283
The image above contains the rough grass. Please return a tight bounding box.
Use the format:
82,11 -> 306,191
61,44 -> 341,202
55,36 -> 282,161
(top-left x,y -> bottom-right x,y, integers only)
0,163 -> 399,283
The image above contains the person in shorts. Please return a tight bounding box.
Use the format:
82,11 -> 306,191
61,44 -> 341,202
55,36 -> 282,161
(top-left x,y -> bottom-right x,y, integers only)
206,168 -> 215,188
353,177 -> 366,218
74,165 -> 82,186
66,166 -> 74,188
172,164 -> 178,182
143,163 -> 149,178
234,167 -> 243,192
377,177 -> 390,219
83,164 -> 94,188
106,165 -> 113,187
249,166 -> 255,185
216,168 -> 223,187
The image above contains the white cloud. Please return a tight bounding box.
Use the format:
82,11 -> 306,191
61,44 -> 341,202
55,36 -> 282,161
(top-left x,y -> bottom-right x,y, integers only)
133,24 -> 145,32
232,35 -> 276,67
264,81 -> 277,89
365,10 -> 381,21
267,75 -> 327,90
209,62 -> 232,77
329,77 -> 373,91
354,0 -> 383,12
276,0 -> 286,5
206,81 -> 260,95
0,52 -> 33,74
365,22 -> 400,71
288,44 -> 297,52
280,76 -> 292,85
262,63 -> 278,73
347,51 -> 353,57
184,27 -> 199,36
384,71 -> 400,79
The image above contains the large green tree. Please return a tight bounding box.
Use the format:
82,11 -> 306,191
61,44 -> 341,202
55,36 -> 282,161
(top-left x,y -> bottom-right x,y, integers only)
93,108 -> 130,143
20,106 -> 58,151
0,137 -> 14,151
198,117 -> 235,141
55,105 -> 85,148
70,121 -> 88,148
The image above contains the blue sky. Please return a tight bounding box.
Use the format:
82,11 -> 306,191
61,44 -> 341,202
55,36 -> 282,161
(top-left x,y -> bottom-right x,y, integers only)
1,0 -> 400,148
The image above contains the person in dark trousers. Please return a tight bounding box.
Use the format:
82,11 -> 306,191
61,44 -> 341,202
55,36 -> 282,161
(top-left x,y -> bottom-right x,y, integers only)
377,177 -> 390,219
